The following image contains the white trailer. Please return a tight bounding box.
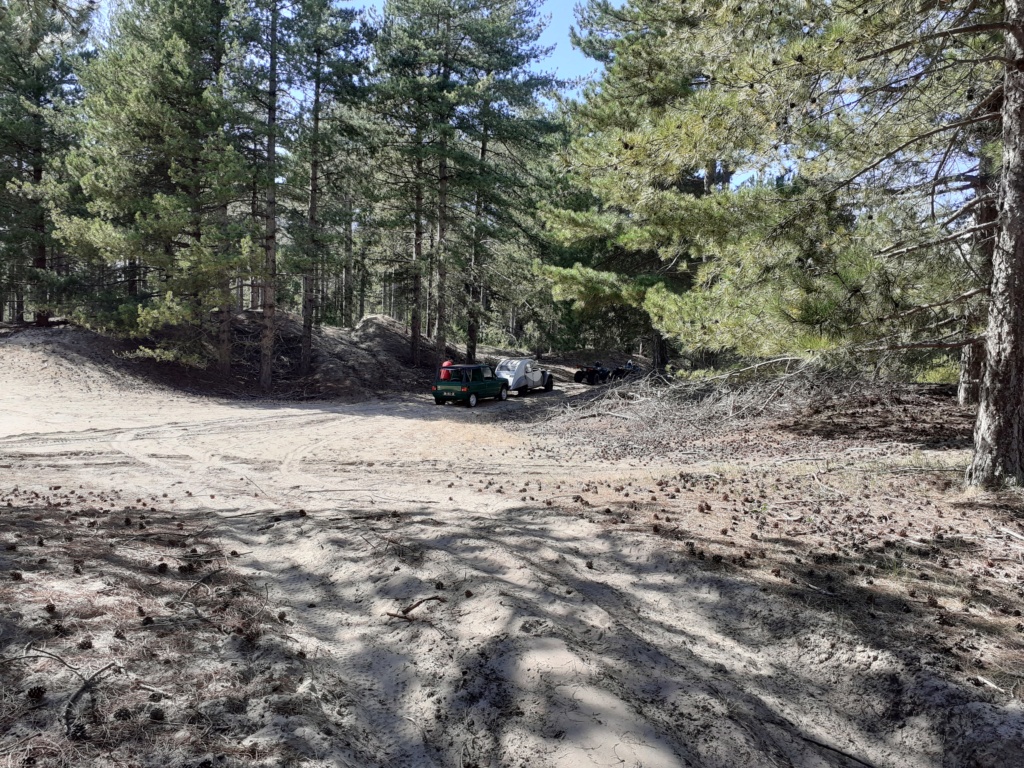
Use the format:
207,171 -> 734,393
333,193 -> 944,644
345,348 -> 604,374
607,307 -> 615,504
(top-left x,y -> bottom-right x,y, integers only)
495,358 -> 554,396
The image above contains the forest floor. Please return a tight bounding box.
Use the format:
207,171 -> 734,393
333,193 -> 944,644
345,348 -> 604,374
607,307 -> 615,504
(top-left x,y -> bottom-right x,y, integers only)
1,325 -> 1023,768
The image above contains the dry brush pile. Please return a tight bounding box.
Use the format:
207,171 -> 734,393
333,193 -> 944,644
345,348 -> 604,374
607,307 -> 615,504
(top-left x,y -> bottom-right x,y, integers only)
518,368 -> 1024,702
536,363 -> 965,461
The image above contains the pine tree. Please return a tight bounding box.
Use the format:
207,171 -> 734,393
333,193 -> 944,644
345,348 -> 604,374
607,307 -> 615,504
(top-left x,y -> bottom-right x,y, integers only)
371,0 -> 555,364
283,0 -> 364,374
372,0 -> 467,366
59,0 -> 250,370
259,0 -> 281,394
559,0 -> 1024,485
0,0 -> 92,326
457,0 -> 555,362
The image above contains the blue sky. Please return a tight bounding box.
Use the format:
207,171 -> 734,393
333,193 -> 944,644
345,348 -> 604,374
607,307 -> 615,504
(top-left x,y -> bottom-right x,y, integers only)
360,0 -> 601,85
530,1 -> 601,84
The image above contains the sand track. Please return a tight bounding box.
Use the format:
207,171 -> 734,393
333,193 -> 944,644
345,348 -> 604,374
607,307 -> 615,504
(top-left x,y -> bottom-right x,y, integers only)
2,328 -> 1022,768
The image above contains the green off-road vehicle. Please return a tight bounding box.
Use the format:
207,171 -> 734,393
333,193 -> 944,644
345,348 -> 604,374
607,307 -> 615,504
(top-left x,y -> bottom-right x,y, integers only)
432,364 -> 508,407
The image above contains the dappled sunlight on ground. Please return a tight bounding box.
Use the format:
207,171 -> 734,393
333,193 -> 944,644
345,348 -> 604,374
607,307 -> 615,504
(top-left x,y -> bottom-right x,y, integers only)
2,329 -> 1023,767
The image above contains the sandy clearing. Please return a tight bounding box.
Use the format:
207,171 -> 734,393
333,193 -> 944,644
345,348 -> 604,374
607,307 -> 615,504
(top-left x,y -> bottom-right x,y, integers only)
2,329 -> 1023,768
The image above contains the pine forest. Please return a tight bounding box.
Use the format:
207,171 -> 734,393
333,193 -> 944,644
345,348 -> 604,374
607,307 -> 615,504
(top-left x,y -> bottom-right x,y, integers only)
2,2 -> 1024,765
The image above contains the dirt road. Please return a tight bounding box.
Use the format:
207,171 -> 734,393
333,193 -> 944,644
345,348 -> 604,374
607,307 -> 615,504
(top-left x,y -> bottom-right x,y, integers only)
1,328 -> 1022,768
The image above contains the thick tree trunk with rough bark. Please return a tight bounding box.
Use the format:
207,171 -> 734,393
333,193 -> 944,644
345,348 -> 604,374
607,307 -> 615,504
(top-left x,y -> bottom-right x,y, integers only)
968,4 -> 1024,486
259,1 -> 279,395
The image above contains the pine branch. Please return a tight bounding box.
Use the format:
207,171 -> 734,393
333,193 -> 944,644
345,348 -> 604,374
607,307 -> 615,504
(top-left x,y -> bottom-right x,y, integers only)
876,221 -> 997,260
855,22 -> 1017,63
854,289 -> 986,329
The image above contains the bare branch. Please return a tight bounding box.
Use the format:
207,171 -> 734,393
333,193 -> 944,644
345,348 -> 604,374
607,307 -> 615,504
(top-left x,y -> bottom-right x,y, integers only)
832,113 -> 1001,195
860,335 -> 982,351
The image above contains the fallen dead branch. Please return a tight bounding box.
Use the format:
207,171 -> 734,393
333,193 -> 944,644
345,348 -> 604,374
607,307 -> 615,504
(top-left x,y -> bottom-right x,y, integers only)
64,661 -> 119,737
999,527 -> 1024,543
386,595 -> 448,621
974,675 -> 1006,693
178,567 -> 225,601
19,645 -> 85,680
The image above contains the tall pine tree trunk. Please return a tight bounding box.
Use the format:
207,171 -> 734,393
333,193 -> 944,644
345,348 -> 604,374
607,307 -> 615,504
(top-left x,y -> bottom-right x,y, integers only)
259,0 -> 279,394
31,160 -> 49,328
467,128 -> 488,364
343,194 -> 354,327
435,153 -> 448,366
425,239 -> 434,339
211,0 -> 232,379
250,140 -> 262,311
358,252 -> 366,321
301,274 -> 315,374
959,158 -> 998,406
218,294 -> 233,378
411,159 -> 424,365
959,341 -> 984,406
301,52 -> 322,378
967,2 -> 1024,486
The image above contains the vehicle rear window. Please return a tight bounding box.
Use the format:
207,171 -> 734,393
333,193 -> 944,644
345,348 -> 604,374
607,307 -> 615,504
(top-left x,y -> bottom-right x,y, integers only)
472,368 -> 484,382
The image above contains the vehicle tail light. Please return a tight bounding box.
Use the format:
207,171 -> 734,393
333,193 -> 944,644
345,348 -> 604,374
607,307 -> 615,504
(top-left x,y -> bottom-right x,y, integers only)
431,385 -> 436,391
461,387 -> 468,392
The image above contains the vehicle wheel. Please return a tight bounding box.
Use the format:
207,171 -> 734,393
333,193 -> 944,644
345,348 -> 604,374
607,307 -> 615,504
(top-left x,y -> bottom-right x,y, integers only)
468,393 -> 478,408
498,386 -> 508,401
573,371 -> 585,384
434,397 -> 444,405
587,371 -> 597,385
544,375 -> 554,391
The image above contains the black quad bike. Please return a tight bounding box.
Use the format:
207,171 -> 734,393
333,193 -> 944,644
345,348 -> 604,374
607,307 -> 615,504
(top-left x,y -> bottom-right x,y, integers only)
573,362 -> 611,385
